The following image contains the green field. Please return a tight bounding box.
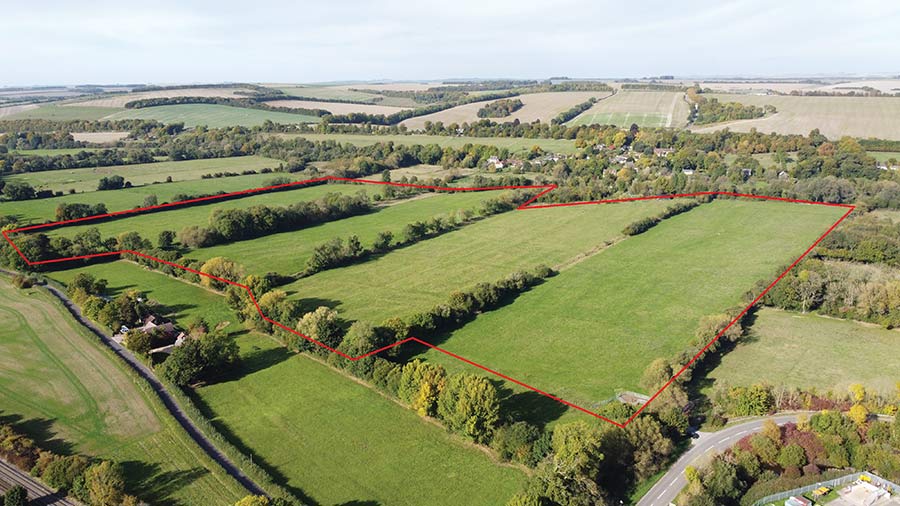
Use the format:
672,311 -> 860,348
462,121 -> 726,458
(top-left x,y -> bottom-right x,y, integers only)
0,276 -> 246,505
706,308 -> 900,396
2,155 -> 282,194
283,132 -> 579,154
275,85 -> 382,102
569,111 -> 668,127
869,151 -> 900,163
281,199 -> 676,322
103,104 -> 320,128
3,105 -> 123,121
415,200 -> 845,406
567,91 -> 690,128
196,333 -> 524,506
10,148 -> 103,156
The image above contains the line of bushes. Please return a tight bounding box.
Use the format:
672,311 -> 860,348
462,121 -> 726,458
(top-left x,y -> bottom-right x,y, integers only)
123,95 -> 331,118
552,97 -> 597,124
621,199 -> 703,236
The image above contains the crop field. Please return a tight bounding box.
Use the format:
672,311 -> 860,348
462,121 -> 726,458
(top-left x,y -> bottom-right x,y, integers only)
66,87 -> 255,108
196,333 -> 525,506
265,99 -> 411,115
71,131 -> 130,143
9,147 -> 103,156
102,104 -> 320,128
567,91 -> 691,128
281,132 -> 579,154
706,308 -> 900,396
691,94 -> 900,140
272,85 -> 385,103
0,276 -> 245,506
281,199 -> 676,322
2,155 -> 282,194
3,104 -> 123,121
401,91 -> 610,130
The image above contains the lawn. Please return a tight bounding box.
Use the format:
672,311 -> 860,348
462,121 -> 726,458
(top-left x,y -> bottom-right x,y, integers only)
567,91 -> 691,128
2,155 -> 283,194
706,307 -> 900,396
415,199 -> 846,408
195,333 -> 525,506
103,104 -> 320,128
281,198 -> 676,323
0,275 -> 246,506
282,132 -> 579,154
3,105 -> 122,121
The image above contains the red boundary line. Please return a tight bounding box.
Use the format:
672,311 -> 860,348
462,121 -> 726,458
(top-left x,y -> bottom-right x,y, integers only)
2,176 -> 855,428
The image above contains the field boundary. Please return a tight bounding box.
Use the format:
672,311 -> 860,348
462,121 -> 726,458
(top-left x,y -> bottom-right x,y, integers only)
2,176 -> 855,428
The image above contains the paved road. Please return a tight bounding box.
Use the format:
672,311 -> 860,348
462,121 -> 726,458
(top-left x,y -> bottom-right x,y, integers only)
30,278 -> 267,497
0,458 -> 77,506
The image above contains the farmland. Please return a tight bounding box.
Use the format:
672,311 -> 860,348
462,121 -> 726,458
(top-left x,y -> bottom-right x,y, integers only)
401,91 -> 610,130
3,104 -> 123,121
567,91 -> 691,128
691,93 -> 900,140
280,132 -> 579,154
2,155 -> 282,194
416,199 -> 846,406
66,87 -> 255,108
0,275 -> 246,505
265,99 -> 411,115
705,307 -> 900,396
102,104 -> 320,128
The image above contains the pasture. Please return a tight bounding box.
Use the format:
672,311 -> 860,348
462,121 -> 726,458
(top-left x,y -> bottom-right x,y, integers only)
567,91 -> 691,128
9,147 -> 102,156
417,199 -> 846,406
2,155 -> 282,194
103,104 -> 320,128
691,94 -> 900,140
265,99 -> 410,115
705,307 -> 900,396
66,87 -> 255,108
281,132 -> 579,154
401,91 -> 610,130
0,275 -> 245,505
3,105 -> 122,121
196,333 -> 525,506
281,198 -> 676,323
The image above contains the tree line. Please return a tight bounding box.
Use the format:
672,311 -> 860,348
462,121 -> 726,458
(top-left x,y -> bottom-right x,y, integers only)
477,98 -> 524,118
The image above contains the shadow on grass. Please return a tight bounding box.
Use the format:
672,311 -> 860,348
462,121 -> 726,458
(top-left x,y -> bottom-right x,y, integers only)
120,460 -> 209,506
494,383 -> 568,429
209,345 -> 294,385
0,412 -> 75,456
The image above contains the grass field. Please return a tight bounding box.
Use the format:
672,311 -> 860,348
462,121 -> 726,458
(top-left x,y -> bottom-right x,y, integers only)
265,99 -> 410,115
0,276 -> 245,505
401,91 -> 610,130
103,104 -> 320,128
274,85 -> 384,103
196,333 -> 525,506
567,91 -> 690,128
281,199 -> 676,323
9,147 -> 103,156
67,88 -> 253,108
691,94 -> 900,140
415,200 -> 846,407
706,308 -> 900,396
869,151 -> 900,163
2,155 -> 282,194
3,105 -> 123,121
281,132 -> 578,154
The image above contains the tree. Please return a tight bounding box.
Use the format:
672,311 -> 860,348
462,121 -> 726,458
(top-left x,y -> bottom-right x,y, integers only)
142,194 -> 158,207
625,416 -> 674,479
199,257 -> 245,291
161,332 -> 238,386
85,461 -> 125,506
373,230 -> 393,252
3,485 -> 27,506
437,373 -> 500,443
849,383 -> 866,403
398,360 -> 446,416
750,434 -> 780,465
849,403 -> 869,426
777,443 -> 808,469
2,181 -> 35,201
505,492 -> 541,506
295,306 -> 343,351
157,230 -> 176,249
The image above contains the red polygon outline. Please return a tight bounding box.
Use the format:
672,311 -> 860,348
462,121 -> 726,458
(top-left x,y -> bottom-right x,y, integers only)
2,176 -> 855,428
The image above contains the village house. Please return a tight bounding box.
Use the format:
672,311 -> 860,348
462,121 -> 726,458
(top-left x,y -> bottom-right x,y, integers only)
486,156 -> 504,170
682,168 -> 695,175
613,154 -> 630,165
113,314 -> 188,355
653,147 -> 675,157
778,170 -> 790,179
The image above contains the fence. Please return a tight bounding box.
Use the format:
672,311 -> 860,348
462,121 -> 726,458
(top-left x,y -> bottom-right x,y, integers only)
752,471 -> 900,506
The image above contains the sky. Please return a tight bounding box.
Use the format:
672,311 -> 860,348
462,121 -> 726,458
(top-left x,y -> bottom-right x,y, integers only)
4,0 -> 900,86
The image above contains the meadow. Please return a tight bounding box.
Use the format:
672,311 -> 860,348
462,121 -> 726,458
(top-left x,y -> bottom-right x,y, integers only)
265,99 -> 411,115
2,155 -> 282,194
691,94 -> 900,140
273,85 -> 386,103
415,199 -> 846,406
0,275 -> 246,506
67,87 -> 254,108
567,91 -> 691,128
3,105 -> 122,121
401,91 -> 610,130
282,132 -> 579,154
196,333 -> 525,506
10,147 -> 103,156
706,307 -> 900,396
281,199 -> 676,323
102,104 -> 320,128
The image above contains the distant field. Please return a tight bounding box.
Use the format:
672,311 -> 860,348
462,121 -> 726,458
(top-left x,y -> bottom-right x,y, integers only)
0,276 -> 245,505
9,147 -> 102,156
3,105 -> 123,121
707,308 -> 900,396
692,94 -> 900,140
567,91 -> 690,128
66,87 -> 254,108
869,151 -> 900,163
103,104 -> 320,128
265,99 -> 410,115
401,91 -> 610,130
72,131 -> 130,143
274,85 -> 383,103
282,132 -> 578,154
2,155 -> 282,194
196,333 -> 524,506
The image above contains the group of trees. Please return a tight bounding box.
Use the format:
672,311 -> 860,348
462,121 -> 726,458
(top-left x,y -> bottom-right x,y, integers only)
0,423 -> 140,506
160,330 -> 240,386
687,88 -> 776,125
553,98 -> 598,124
66,273 -> 152,331
477,98 -> 524,118
55,202 -> 109,221
97,175 -> 130,191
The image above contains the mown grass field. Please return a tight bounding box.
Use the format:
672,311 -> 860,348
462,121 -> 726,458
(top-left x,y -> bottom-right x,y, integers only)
2,155 -> 282,194
0,276 -> 246,506
692,94 -> 900,140
103,104 -> 320,128
196,333 -> 525,506
706,307 -> 900,396
281,199 -> 676,322
282,132 -> 578,154
47,182 -> 367,242
3,105 -> 123,121
2,172 -> 311,224
10,148 -> 103,156
567,91 -> 690,128
417,200 -> 846,406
